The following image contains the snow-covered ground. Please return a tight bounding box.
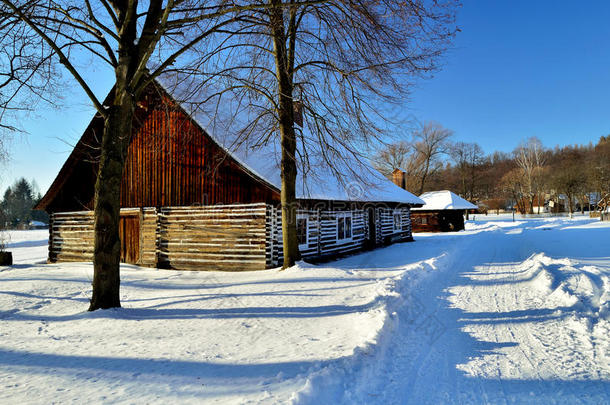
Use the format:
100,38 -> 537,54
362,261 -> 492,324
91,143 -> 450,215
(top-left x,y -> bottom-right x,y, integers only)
1,216 -> 609,404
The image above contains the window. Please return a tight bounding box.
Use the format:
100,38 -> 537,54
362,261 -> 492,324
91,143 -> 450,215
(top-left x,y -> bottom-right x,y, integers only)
393,210 -> 402,231
297,215 -> 308,248
337,212 -> 352,240
421,216 -> 428,225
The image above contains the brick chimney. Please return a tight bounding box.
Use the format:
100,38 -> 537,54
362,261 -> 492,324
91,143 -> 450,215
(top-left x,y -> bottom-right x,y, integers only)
391,168 -> 405,189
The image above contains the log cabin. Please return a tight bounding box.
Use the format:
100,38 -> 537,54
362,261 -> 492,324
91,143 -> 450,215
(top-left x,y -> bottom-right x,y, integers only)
36,80 -> 423,271
411,190 -> 477,232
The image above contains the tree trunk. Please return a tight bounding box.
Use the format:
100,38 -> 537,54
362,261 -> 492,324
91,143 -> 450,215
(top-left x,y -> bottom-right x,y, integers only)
461,174 -> 466,197
280,122 -> 300,269
567,194 -> 574,217
418,159 -> 430,195
88,92 -> 134,311
270,0 -> 300,269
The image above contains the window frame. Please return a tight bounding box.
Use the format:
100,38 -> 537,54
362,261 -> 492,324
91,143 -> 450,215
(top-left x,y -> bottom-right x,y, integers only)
336,211 -> 353,241
296,213 -> 309,249
393,209 -> 402,232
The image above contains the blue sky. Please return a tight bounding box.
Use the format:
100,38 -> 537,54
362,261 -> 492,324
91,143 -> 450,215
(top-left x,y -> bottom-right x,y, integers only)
3,1 -> 610,195
407,1 -> 610,152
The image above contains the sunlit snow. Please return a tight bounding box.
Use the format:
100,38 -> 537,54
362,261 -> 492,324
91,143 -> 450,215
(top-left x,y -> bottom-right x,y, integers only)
1,215 -> 609,404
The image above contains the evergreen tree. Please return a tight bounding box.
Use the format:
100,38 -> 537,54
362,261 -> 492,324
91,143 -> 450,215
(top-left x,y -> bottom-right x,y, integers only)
0,177 -> 47,228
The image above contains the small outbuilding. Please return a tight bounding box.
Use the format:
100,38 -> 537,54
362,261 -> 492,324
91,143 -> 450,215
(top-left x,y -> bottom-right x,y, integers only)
411,190 -> 477,232
28,221 -> 48,230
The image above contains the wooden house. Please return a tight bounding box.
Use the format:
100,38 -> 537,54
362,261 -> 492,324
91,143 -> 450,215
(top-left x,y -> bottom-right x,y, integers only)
516,196 -> 565,215
411,190 -> 477,232
36,81 -> 423,271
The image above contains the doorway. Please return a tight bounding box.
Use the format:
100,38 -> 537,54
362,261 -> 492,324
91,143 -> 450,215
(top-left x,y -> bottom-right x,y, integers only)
119,211 -> 141,264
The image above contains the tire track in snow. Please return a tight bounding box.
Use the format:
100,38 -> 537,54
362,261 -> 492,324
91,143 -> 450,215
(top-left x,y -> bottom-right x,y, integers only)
332,230 -> 511,404
331,220 -> 610,405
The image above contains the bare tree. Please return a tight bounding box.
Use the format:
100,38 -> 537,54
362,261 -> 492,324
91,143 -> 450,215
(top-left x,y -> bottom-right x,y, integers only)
373,141 -> 426,192
194,1 -> 458,267
0,17 -> 53,122
450,141 -> 483,200
552,170 -> 575,216
0,8 -> 58,164
589,136 -> 610,210
373,141 -> 412,177
1,0 -> 286,310
374,121 -> 455,195
413,121 -> 453,194
513,137 -> 546,214
499,168 -> 526,214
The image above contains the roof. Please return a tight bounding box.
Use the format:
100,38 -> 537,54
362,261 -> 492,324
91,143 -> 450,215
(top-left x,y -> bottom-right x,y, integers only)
38,79 -> 424,209
157,79 -> 424,205
224,145 -> 423,204
412,190 -> 478,211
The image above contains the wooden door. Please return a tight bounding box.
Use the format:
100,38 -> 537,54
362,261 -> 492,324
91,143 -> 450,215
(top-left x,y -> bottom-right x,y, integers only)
365,207 -> 377,248
119,213 -> 141,264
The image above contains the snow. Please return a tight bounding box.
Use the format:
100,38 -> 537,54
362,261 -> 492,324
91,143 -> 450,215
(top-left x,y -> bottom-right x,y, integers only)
156,79 -> 423,205
412,190 -> 478,211
1,216 -> 610,404
227,146 -> 424,204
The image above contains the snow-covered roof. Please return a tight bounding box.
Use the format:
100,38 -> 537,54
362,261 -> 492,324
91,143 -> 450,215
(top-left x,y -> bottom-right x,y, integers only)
157,79 -> 423,205
221,143 -> 423,204
412,190 -> 478,211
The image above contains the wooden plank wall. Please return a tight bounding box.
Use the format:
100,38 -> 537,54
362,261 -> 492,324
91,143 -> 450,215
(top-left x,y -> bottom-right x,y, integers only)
120,100 -> 280,208
157,204 -> 268,271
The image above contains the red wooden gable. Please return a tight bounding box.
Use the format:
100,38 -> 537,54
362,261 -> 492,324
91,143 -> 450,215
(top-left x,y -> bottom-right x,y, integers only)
36,82 -> 280,213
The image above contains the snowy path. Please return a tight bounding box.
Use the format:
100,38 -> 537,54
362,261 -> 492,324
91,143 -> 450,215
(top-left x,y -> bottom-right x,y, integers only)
327,218 -> 610,404
1,218 -> 609,404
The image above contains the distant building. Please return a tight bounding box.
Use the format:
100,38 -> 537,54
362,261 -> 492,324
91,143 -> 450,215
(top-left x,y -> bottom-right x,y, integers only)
28,221 -> 48,230
411,190 -> 478,232
516,196 -> 565,214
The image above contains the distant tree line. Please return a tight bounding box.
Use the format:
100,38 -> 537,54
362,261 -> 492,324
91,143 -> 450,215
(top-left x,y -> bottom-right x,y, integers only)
0,177 -> 48,229
375,126 -> 610,215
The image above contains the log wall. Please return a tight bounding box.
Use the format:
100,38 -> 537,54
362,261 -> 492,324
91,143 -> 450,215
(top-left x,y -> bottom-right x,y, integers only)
49,211 -> 95,262
267,206 -> 413,267
140,208 -> 158,267
411,210 -> 465,232
49,204 -> 268,271
157,204 -> 267,271
49,204 -> 413,270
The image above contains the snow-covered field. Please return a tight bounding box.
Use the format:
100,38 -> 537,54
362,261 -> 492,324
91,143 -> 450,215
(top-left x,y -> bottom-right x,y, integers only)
1,216 -> 609,404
